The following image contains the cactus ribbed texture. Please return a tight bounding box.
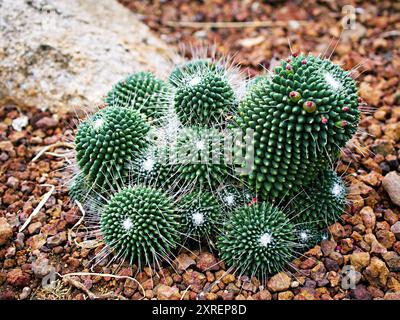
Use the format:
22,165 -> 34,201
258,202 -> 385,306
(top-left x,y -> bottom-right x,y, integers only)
75,106 -> 150,190
179,191 -> 222,239
170,59 -> 236,126
100,187 -> 180,267
68,172 -> 91,202
175,126 -> 230,189
130,146 -> 177,190
289,170 -> 347,228
216,184 -> 253,212
217,203 -> 295,277
234,53 -> 360,199
294,223 -> 329,251
105,71 -> 168,121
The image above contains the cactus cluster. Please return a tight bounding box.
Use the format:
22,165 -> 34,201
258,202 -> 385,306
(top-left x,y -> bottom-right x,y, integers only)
70,51 -> 359,282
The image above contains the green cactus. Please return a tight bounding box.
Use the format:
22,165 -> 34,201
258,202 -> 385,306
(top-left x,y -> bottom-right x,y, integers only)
68,172 -> 91,203
246,75 -> 270,91
170,59 -> 237,126
234,53 -> 360,199
217,203 -> 295,277
178,191 -> 222,240
75,106 -> 150,191
105,72 -> 168,121
216,184 -> 253,212
100,186 -> 181,267
294,223 -> 329,252
174,126 -> 230,190
169,59 -> 221,86
130,146 -> 177,190
289,169 -> 347,228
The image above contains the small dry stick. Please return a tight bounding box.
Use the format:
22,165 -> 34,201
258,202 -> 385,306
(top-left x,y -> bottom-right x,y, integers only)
32,142 -> 74,162
19,184 -> 55,232
67,200 -> 85,244
68,201 -> 100,249
180,285 -> 191,300
62,276 -> 127,300
57,272 -> 146,298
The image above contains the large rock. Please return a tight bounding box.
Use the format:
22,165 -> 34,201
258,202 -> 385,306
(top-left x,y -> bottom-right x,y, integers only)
0,0 -> 179,113
156,285 -> 181,300
382,171 -> 400,207
350,252 -> 370,272
267,272 -> 291,292
0,217 -> 13,246
363,257 -> 389,288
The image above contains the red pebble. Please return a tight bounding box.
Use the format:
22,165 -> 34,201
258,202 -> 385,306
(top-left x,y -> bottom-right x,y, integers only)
342,106 -> 349,112
301,59 -> 307,65
292,52 -> 298,58
286,64 -> 292,71
321,117 -> 328,124
341,120 -> 347,127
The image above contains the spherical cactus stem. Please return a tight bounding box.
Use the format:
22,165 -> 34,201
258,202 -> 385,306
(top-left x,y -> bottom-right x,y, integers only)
99,186 -> 181,268
178,191 -> 223,241
217,202 -> 295,278
288,169 -> 347,229
74,106 -> 150,191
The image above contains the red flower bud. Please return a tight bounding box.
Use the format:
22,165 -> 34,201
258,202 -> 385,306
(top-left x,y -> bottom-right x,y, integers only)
303,100 -> 317,113
289,91 -> 301,102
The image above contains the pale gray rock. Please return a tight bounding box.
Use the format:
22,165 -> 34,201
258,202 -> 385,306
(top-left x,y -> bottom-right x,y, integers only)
382,171 -> 400,207
0,0 -> 180,113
